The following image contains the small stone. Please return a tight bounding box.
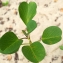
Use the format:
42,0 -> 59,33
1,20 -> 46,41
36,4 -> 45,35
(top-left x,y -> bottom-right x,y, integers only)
54,0 -> 58,2
51,56 -> 58,62
59,8 -> 63,12
0,30 -> 2,33
0,21 -> 5,25
61,56 -> 63,59
0,0 -> 2,8
14,10 -> 18,15
5,27 -> 8,31
55,17 -> 59,22
44,4 -> 48,7
8,27 -> 13,31
61,61 -> 63,63
0,17 -> 3,20
14,29 -> 16,32
6,55 -> 12,61
56,23 -> 61,26
7,17 -> 10,21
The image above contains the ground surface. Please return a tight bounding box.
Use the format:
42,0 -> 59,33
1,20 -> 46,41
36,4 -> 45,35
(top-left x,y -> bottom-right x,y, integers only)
0,0 -> 63,63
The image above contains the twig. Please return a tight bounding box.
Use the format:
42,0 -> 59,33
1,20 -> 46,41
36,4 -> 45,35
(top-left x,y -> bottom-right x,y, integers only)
14,52 -> 19,63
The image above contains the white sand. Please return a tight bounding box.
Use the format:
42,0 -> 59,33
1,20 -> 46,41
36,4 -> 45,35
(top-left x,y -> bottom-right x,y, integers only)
0,0 -> 63,63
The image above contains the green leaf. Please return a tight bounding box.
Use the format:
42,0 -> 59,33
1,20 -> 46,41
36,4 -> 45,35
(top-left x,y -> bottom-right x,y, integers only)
42,26 -> 62,45
2,0 -> 9,6
18,2 -> 37,24
22,41 -> 46,63
0,32 -> 23,54
27,20 -> 37,33
59,46 -> 63,50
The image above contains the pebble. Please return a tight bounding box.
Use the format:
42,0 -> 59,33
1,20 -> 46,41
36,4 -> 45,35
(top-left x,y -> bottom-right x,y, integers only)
14,10 -> 18,15
54,0 -> 58,2
6,55 -> 12,61
0,17 -> 3,20
59,8 -> 63,12
0,0 -> 2,8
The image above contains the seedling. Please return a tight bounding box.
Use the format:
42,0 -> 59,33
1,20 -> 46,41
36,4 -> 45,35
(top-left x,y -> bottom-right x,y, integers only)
0,0 -> 9,7
0,1 -> 62,63
2,0 -> 9,6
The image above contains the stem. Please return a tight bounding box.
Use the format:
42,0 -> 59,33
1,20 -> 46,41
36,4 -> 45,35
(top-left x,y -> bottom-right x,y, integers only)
22,43 -> 29,45
22,30 -> 28,37
21,36 -> 32,45
22,30 -> 32,44
28,35 -> 32,44
21,37 -> 28,39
